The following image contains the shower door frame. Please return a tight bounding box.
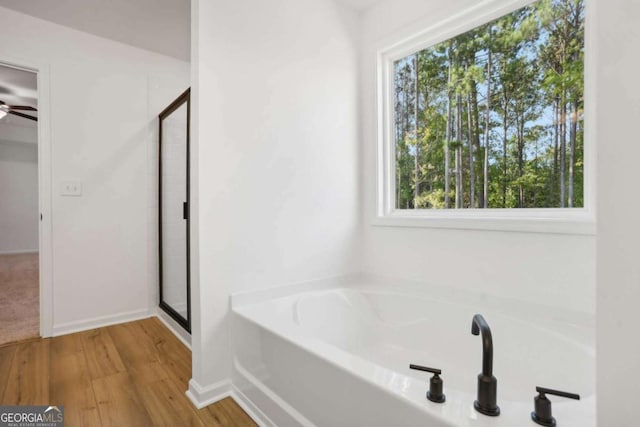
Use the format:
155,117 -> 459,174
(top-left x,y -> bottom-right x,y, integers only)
158,88 -> 191,333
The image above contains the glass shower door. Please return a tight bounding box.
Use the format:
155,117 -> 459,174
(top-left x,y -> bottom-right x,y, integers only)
158,89 -> 190,332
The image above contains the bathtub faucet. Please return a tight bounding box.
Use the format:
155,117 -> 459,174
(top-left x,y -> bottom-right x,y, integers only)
471,314 -> 500,416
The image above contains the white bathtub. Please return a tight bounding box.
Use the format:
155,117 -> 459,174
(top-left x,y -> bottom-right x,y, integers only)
231,277 -> 595,427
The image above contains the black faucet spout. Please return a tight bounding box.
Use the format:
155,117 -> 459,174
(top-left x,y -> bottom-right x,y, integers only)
471,314 -> 500,416
471,314 -> 493,377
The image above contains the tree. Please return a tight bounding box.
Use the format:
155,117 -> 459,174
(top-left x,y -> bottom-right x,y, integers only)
392,0 -> 584,210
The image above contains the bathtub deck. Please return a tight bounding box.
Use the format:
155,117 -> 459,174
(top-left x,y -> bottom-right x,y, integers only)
0,317 -> 257,426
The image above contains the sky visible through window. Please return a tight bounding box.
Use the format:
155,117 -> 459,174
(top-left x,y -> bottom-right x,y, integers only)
393,0 -> 585,209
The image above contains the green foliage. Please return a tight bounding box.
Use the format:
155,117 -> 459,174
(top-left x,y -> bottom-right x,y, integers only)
393,0 -> 585,209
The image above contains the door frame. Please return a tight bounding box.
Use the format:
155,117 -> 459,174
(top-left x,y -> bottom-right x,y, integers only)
158,88 -> 191,333
0,55 -> 53,337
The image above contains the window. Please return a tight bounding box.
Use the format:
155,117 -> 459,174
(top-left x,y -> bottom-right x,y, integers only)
378,0 -> 589,230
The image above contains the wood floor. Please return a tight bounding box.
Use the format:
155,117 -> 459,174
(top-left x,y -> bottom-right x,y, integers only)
0,253 -> 39,345
0,318 -> 257,427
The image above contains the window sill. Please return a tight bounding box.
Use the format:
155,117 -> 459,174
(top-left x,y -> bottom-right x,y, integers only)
372,210 -> 596,235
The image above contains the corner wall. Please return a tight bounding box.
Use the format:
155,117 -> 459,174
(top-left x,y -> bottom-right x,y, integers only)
0,7 -> 189,334
595,0 -> 640,424
190,0 -> 361,397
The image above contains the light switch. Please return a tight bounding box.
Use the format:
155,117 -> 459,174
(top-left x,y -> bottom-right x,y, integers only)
61,181 -> 82,196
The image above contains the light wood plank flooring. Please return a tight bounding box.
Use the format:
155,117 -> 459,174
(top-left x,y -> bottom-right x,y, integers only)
0,253 -> 39,345
0,318 -> 257,427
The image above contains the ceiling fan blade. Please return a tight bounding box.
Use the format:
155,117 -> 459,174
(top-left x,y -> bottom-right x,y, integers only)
9,106 -> 37,111
7,110 -> 38,121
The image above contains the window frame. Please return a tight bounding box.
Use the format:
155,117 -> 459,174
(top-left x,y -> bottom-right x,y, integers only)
375,0 -> 595,235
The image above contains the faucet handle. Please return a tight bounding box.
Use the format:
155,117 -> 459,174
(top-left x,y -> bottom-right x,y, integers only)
536,387 -> 580,400
409,364 -> 445,403
531,386 -> 581,427
409,364 -> 441,375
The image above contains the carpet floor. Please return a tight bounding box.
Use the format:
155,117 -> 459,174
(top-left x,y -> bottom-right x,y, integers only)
0,253 -> 39,346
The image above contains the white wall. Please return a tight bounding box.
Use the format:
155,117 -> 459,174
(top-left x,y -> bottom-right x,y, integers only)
359,0 -> 595,315
0,130 -> 38,254
595,0 -> 640,425
0,7 -> 189,333
191,0 -> 361,393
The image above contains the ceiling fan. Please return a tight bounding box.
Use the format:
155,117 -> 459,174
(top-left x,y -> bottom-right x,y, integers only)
0,100 -> 37,121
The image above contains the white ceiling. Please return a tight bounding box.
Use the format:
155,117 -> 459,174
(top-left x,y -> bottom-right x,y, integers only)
334,0 -> 385,12
0,0 -> 190,61
0,65 -> 38,129
0,0 -> 387,63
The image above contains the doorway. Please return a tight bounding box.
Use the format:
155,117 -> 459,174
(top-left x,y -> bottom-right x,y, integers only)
0,64 -> 40,345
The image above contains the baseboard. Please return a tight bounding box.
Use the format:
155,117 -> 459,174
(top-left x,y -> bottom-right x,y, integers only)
231,385 -> 277,427
233,359 -> 315,427
0,249 -> 38,255
184,378 -> 269,426
155,309 -> 191,349
185,378 -> 232,409
52,308 -> 155,336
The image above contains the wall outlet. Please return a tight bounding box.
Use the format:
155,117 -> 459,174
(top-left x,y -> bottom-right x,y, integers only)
61,181 -> 82,196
